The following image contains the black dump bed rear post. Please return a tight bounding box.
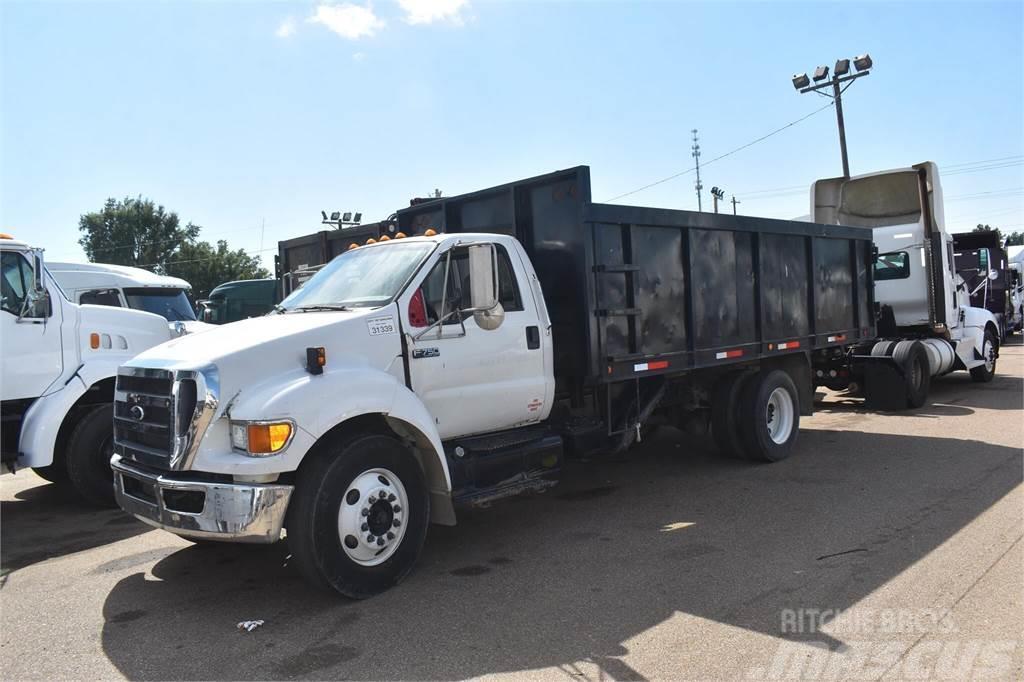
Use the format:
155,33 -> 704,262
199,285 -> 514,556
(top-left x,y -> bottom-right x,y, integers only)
396,166 -> 876,394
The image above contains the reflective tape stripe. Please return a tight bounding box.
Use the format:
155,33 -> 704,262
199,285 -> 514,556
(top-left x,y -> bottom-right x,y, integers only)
715,349 -> 744,360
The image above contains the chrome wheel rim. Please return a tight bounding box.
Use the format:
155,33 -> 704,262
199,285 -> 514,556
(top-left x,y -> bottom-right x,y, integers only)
983,339 -> 995,373
766,387 -> 795,445
337,468 -> 408,567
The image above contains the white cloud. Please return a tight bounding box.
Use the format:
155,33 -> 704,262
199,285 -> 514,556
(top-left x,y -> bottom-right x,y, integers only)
398,0 -> 469,26
309,3 -> 385,40
352,52 -> 366,62
275,17 -> 297,38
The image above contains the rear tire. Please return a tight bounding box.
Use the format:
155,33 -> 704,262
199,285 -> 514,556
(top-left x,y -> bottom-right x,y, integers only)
711,372 -> 750,460
970,329 -> 997,383
286,433 -> 429,598
892,340 -> 931,409
64,404 -> 116,507
737,370 -> 800,463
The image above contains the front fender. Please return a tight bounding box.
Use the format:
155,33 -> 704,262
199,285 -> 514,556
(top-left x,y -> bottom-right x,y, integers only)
193,365 -> 450,492
19,356 -> 123,468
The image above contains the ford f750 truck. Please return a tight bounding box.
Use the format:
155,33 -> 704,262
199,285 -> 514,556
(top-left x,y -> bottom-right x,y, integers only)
110,163 -> 998,598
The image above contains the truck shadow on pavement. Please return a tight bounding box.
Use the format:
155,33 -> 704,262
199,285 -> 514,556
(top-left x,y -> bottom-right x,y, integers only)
98,428 -> 1022,680
815,372 -> 1023,417
1,479 -> 151,580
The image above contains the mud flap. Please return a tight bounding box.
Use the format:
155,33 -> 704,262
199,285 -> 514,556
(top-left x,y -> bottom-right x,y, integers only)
862,358 -> 908,411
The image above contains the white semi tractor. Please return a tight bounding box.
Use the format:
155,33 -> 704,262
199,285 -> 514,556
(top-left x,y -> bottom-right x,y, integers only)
1,236 -> 171,504
107,162 -> 998,599
48,261 -> 212,336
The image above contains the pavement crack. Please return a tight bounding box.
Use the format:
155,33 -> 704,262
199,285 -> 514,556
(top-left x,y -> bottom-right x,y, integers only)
815,548 -> 868,561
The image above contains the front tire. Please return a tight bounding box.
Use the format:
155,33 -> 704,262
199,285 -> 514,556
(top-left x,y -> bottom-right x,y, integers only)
970,329 -> 998,383
64,404 -> 116,507
286,433 -> 429,598
737,370 -> 800,462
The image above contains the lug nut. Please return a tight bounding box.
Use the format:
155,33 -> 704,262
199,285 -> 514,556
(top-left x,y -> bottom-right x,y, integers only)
387,532 -> 395,540
392,505 -> 401,513
387,494 -> 396,502
368,495 -> 377,504
393,520 -> 401,528
361,523 -> 368,532
361,508 -> 369,517
366,535 -> 375,543
376,537 -> 385,546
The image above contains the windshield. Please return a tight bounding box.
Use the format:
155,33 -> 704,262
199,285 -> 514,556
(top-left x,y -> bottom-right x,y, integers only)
281,242 -> 434,311
123,287 -> 197,321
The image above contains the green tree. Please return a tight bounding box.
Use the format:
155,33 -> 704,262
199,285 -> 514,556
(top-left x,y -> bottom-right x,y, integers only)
78,197 -> 201,267
78,196 -> 269,299
974,224 -> 1024,247
164,240 -> 269,299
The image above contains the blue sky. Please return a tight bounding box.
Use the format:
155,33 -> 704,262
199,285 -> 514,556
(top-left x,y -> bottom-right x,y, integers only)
2,1 -> 1022,265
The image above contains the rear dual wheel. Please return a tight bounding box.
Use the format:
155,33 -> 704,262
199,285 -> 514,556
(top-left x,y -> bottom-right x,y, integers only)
712,369 -> 800,462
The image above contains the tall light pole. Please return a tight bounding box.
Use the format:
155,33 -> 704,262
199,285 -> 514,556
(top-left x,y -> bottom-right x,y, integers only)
792,54 -> 873,178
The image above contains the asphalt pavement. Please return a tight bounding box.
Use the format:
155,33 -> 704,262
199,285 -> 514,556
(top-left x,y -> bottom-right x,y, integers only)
2,339 -> 1022,680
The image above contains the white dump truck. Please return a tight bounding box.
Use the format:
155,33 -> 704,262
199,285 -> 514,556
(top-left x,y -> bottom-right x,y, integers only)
48,261 -> 211,336
108,163 -> 998,599
1,235 -> 171,504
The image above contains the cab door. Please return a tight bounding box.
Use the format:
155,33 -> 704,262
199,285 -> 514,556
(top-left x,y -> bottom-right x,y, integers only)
1,251 -> 64,400
403,241 -> 549,440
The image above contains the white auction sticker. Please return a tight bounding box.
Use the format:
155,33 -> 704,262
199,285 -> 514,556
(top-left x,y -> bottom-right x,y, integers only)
367,316 -> 396,336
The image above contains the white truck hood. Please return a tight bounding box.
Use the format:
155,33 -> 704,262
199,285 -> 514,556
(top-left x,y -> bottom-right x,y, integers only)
126,307 -> 399,373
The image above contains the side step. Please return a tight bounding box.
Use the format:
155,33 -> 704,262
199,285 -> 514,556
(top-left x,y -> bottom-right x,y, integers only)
447,427 -> 563,507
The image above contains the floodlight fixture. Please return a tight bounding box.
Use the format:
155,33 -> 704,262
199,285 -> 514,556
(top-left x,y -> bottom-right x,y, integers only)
812,65 -> 830,82
853,53 -> 873,72
330,211 -> 341,221
321,210 -> 328,221
353,213 -> 362,223
342,212 -> 352,222
834,58 -> 850,76
792,73 -> 810,89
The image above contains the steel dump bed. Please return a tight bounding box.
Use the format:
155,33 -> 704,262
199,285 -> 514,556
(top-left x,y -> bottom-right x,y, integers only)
396,166 -> 875,389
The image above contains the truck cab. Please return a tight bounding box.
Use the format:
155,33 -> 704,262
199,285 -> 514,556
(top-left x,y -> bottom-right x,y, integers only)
1,235 -> 172,504
47,261 -> 211,336
812,161 -> 1000,395
197,278 -> 279,324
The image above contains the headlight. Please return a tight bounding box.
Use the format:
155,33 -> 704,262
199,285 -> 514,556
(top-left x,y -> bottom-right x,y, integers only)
230,420 -> 295,456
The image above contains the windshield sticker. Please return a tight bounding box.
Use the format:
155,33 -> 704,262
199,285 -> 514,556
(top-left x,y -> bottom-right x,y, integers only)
367,316 -> 396,336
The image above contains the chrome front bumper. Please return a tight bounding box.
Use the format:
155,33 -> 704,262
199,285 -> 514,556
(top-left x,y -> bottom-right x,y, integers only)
111,454 -> 293,544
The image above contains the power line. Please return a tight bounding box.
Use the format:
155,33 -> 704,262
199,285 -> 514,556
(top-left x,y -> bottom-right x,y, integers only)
603,101 -> 836,203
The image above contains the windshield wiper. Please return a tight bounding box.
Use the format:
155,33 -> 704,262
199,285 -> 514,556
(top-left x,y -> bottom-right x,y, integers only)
270,303 -> 288,314
292,304 -> 352,312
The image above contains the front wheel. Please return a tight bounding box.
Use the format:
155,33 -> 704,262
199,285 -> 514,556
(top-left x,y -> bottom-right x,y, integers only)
65,404 -> 117,507
286,433 -> 429,598
970,329 -> 998,383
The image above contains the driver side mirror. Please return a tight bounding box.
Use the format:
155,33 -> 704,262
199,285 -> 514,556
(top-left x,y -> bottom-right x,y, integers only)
988,270 -> 999,281
18,248 -> 50,321
465,243 -> 504,331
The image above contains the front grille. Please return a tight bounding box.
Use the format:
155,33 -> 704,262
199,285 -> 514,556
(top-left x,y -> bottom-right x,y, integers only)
114,369 -> 178,469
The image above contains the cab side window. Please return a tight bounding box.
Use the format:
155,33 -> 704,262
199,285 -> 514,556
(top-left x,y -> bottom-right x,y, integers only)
417,244 -> 524,326
79,288 -> 122,307
1,252 -> 29,316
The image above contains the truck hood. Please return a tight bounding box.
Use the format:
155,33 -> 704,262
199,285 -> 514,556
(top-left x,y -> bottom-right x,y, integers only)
76,304 -> 173,365
126,307 -> 397,372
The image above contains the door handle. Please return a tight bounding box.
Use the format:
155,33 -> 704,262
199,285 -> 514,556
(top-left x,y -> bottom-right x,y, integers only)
526,326 -> 540,350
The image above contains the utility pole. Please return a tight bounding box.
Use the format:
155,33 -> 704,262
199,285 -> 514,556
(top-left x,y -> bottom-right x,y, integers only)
791,54 -> 873,179
691,129 -> 703,212
731,196 -> 741,215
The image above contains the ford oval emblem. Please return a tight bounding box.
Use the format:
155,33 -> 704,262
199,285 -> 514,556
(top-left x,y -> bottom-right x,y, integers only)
129,404 -> 146,422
